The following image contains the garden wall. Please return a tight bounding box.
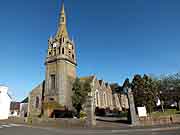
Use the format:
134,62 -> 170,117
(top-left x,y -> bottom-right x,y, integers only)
139,114 -> 180,126
0,117 -> 87,128
28,117 -> 87,128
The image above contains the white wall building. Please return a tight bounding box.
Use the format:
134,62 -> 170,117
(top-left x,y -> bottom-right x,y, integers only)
19,103 -> 28,117
0,86 -> 11,120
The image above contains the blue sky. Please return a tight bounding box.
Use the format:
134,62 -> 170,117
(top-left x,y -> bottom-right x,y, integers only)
0,0 -> 180,101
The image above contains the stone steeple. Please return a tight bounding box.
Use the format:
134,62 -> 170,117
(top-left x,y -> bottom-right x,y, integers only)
46,1 -> 76,65
44,1 -> 77,110
56,2 -> 69,40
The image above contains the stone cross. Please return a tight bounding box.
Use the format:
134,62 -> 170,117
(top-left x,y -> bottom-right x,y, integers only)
127,88 -> 139,126
84,94 -> 96,127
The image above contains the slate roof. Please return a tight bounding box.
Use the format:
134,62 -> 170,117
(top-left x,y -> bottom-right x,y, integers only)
80,75 -> 95,82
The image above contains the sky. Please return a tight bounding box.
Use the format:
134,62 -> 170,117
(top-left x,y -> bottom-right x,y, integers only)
0,0 -> 180,101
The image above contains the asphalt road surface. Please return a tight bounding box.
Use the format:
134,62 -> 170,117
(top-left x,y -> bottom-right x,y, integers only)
0,124 -> 180,135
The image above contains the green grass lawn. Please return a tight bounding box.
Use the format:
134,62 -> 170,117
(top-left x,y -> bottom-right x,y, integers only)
151,109 -> 180,117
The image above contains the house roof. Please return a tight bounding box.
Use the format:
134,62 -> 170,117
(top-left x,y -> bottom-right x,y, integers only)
21,97 -> 28,103
10,102 -> 20,110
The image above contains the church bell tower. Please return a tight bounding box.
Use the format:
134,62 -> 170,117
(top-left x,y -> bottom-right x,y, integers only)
44,2 -> 77,109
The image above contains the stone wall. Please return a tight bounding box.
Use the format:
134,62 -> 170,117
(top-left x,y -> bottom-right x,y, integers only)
0,117 -> 86,128
28,83 -> 44,117
139,114 -> 180,126
27,117 -> 86,128
0,117 -> 27,124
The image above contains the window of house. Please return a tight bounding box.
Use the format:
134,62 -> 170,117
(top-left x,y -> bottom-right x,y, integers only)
35,96 -> 40,108
51,74 -> 56,89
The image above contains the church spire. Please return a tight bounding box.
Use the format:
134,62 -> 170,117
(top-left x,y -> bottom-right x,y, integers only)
56,1 -> 69,40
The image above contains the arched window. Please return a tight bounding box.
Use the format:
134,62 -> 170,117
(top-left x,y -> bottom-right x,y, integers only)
35,96 -> 40,108
60,38 -> 62,44
62,48 -> 64,54
51,74 -> 56,89
96,91 -> 99,106
103,93 -> 106,107
72,54 -> 74,60
61,17 -> 64,22
107,94 -> 109,106
54,48 -> 56,55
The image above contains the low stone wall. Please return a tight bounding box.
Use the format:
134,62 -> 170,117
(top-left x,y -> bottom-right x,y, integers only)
2,115 -> 180,127
139,114 -> 180,126
27,117 -> 87,128
0,117 -> 87,128
0,117 -> 27,124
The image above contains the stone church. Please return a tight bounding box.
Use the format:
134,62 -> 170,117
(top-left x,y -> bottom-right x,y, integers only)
28,2 -> 129,118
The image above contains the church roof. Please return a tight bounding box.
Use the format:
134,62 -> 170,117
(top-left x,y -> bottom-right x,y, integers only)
10,102 -> 20,110
80,75 -> 95,82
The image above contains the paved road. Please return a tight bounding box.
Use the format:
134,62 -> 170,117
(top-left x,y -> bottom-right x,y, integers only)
0,123 -> 180,135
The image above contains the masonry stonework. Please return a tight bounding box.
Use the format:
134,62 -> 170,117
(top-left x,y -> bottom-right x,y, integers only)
28,2 -> 129,119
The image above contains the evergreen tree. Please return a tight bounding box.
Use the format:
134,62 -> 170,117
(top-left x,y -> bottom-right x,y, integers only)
131,74 -> 146,107
72,78 -> 91,117
131,74 -> 158,113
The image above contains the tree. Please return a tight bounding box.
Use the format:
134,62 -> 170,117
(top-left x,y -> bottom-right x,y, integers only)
110,83 -> 121,94
72,78 -> 91,117
158,75 -> 171,110
131,74 -> 158,113
143,75 -> 157,113
160,73 -> 180,111
131,74 -> 146,107
170,73 -> 180,111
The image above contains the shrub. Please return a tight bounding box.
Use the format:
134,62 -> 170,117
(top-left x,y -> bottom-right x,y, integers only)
80,111 -> 87,119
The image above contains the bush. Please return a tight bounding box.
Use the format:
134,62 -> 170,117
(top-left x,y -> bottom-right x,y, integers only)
80,111 -> 87,119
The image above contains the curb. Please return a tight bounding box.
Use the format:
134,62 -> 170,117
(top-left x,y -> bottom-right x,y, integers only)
112,126 -> 180,133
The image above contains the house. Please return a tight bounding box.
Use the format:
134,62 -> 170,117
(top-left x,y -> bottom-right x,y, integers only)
10,102 -> 20,117
19,97 -> 28,117
0,86 -> 11,120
